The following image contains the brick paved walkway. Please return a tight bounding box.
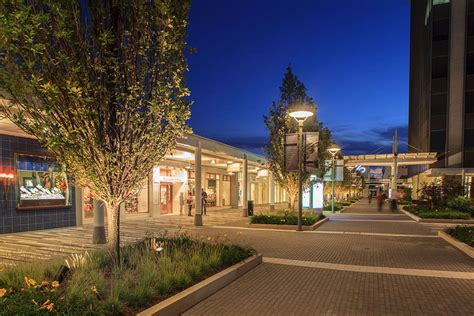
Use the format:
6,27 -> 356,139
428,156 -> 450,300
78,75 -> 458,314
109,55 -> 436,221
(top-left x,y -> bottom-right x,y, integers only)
1,200 -> 473,315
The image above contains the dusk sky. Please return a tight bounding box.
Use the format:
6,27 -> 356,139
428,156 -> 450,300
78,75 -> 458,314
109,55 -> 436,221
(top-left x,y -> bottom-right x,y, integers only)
186,0 -> 410,155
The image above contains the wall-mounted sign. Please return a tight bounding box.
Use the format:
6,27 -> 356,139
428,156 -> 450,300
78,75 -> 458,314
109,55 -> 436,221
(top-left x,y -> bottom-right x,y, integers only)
256,169 -> 268,177
153,167 -> 187,183
227,162 -> 241,172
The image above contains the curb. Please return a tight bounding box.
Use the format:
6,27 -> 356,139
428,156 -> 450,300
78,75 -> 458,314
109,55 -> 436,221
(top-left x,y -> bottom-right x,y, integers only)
400,209 -> 421,222
438,230 -> 474,259
137,254 -> 263,316
248,216 -> 328,231
401,209 -> 474,224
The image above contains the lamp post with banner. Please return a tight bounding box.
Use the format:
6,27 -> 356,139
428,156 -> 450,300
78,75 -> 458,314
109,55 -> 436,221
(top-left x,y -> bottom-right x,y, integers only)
288,103 -> 314,231
327,144 -> 341,213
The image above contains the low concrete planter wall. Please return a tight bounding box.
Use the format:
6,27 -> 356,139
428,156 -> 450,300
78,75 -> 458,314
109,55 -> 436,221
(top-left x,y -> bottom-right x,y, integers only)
401,209 -> 474,224
438,230 -> 474,259
137,254 -> 262,316
248,217 -> 329,231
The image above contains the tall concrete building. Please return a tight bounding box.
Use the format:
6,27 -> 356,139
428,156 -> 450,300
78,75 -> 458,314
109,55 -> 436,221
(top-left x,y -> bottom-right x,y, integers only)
409,0 -> 474,194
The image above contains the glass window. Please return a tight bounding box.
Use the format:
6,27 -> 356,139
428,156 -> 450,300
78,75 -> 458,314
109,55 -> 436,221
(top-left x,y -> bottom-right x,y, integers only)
431,94 -> 447,115
467,53 -> 474,75
430,130 -> 446,152
432,19 -> 449,41
465,129 -> 474,148
432,56 -> 448,78
466,92 -> 474,113
16,154 -> 70,209
430,115 -> 447,131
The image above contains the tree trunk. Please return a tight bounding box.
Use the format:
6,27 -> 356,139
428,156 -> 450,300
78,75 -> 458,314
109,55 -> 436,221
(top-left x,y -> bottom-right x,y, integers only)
105,202 -> 121,264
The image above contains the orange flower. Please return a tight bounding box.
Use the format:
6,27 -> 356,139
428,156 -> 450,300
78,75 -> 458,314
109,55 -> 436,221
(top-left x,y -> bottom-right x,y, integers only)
24,277 -> 37,287
91,286 -> 98,294
207,236 -> 212,241
0,288 -> 6,298
40,299 -> 54,312
51,281 -> 60,288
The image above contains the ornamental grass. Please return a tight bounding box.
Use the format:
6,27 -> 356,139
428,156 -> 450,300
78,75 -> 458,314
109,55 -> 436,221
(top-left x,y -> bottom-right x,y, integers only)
0,234 -> 254,315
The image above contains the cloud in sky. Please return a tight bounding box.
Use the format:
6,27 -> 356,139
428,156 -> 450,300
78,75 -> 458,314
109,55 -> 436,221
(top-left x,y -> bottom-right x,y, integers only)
333,124 -> 408,155
204,124 -> 408,157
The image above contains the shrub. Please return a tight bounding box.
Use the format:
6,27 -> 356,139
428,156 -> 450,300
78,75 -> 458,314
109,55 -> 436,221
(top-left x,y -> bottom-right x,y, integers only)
445,225 -> 474,247
447,196 -> 474,216
404,205 -> 471,219
417,210 -> 470,220
323,204 -> 342,212
0,235 -> 254,314
250,213 -> 324,226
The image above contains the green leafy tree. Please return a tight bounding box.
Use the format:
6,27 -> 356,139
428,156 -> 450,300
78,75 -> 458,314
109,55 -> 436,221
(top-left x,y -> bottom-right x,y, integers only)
0,0 -> 191,262
264,66 -> 333,209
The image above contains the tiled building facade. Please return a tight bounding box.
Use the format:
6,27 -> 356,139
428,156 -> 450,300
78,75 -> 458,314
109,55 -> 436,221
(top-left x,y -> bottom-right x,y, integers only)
0,135 -> 76,233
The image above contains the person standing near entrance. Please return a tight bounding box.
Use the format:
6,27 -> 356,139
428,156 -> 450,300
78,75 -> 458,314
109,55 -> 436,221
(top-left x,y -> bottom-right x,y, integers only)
179,192 -> 185,215
201,188 -> 208,215
391,190 -> 400,213
186,191 -> 193,216
368,192 -> 373,204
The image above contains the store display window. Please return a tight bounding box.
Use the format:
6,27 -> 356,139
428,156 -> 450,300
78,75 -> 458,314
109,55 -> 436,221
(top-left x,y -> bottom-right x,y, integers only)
16,154 -> 70,209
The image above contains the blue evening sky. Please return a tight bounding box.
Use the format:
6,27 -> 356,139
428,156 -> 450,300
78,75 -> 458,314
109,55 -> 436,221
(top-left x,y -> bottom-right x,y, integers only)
186,0 -> 410,155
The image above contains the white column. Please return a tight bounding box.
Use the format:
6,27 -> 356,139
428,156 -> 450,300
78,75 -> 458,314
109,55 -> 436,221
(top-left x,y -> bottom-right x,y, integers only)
194,141 -> 203,226
269,172 -> 275,211
242,154 -> 248,217
92,199 -> 106,244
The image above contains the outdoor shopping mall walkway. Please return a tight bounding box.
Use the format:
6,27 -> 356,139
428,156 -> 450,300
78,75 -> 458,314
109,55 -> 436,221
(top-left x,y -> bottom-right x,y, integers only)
0,200 -> 473,315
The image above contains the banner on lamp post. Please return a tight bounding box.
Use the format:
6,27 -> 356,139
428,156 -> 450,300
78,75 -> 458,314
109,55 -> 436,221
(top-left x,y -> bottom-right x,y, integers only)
323,159 -> 344,181
284,133 -> 299,172
304,132 -> 319,174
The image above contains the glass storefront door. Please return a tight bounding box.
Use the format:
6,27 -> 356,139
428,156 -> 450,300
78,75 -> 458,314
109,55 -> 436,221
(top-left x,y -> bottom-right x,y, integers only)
160,183 -> 173,214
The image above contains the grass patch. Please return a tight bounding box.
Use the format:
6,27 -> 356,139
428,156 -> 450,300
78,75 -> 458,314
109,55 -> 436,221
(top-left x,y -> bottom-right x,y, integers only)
445,225 -> 474,247
0,234 -> 254,315
250,212 -> 324,226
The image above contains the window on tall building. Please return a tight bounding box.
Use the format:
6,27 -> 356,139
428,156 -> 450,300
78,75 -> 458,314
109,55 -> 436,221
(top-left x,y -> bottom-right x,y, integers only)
432,19 -> 449,41
430,130 -> 446,153
465,129 -> 474,148
467,53 -> 474,75
432,56 -> 448,78
431,94 -> 447,115
430,115 -> 447,131
465,92 -> 474,113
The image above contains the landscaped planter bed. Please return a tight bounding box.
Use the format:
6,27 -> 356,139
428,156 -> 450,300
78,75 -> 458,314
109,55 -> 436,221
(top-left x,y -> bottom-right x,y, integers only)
438,226 -> 474,258
0,234 -> 255,315
249,213 -> 328,231
402,205 -> 474,223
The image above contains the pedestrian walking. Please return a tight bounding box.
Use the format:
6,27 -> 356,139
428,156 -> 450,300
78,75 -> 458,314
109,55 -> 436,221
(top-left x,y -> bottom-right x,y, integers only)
201,189 -> 208,215
376,191 -> 384,212
391,190 -> 401,213
186,192 -> 193,216
368,192 -> 372,204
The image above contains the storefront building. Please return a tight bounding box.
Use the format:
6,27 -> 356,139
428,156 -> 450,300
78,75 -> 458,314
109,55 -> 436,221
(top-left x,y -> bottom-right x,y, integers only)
0,118 -> 286,233
78,134 -> 287,224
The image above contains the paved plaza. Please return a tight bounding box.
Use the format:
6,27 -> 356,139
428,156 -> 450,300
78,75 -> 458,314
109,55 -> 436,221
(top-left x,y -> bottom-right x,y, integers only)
0,200 -> 473,315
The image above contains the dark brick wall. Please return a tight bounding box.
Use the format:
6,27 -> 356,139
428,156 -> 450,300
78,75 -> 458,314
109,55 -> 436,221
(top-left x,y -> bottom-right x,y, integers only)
0,134 -> 76,234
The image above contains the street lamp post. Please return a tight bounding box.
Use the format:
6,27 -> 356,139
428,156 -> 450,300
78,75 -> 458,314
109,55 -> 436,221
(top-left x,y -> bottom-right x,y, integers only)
328,144 -> 341,214
289,106 -> 313,231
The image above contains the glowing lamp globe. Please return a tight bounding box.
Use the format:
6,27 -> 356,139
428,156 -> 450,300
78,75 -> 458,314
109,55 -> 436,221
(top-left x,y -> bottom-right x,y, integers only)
288,102 -> 315,121
328,144 -> 341,156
